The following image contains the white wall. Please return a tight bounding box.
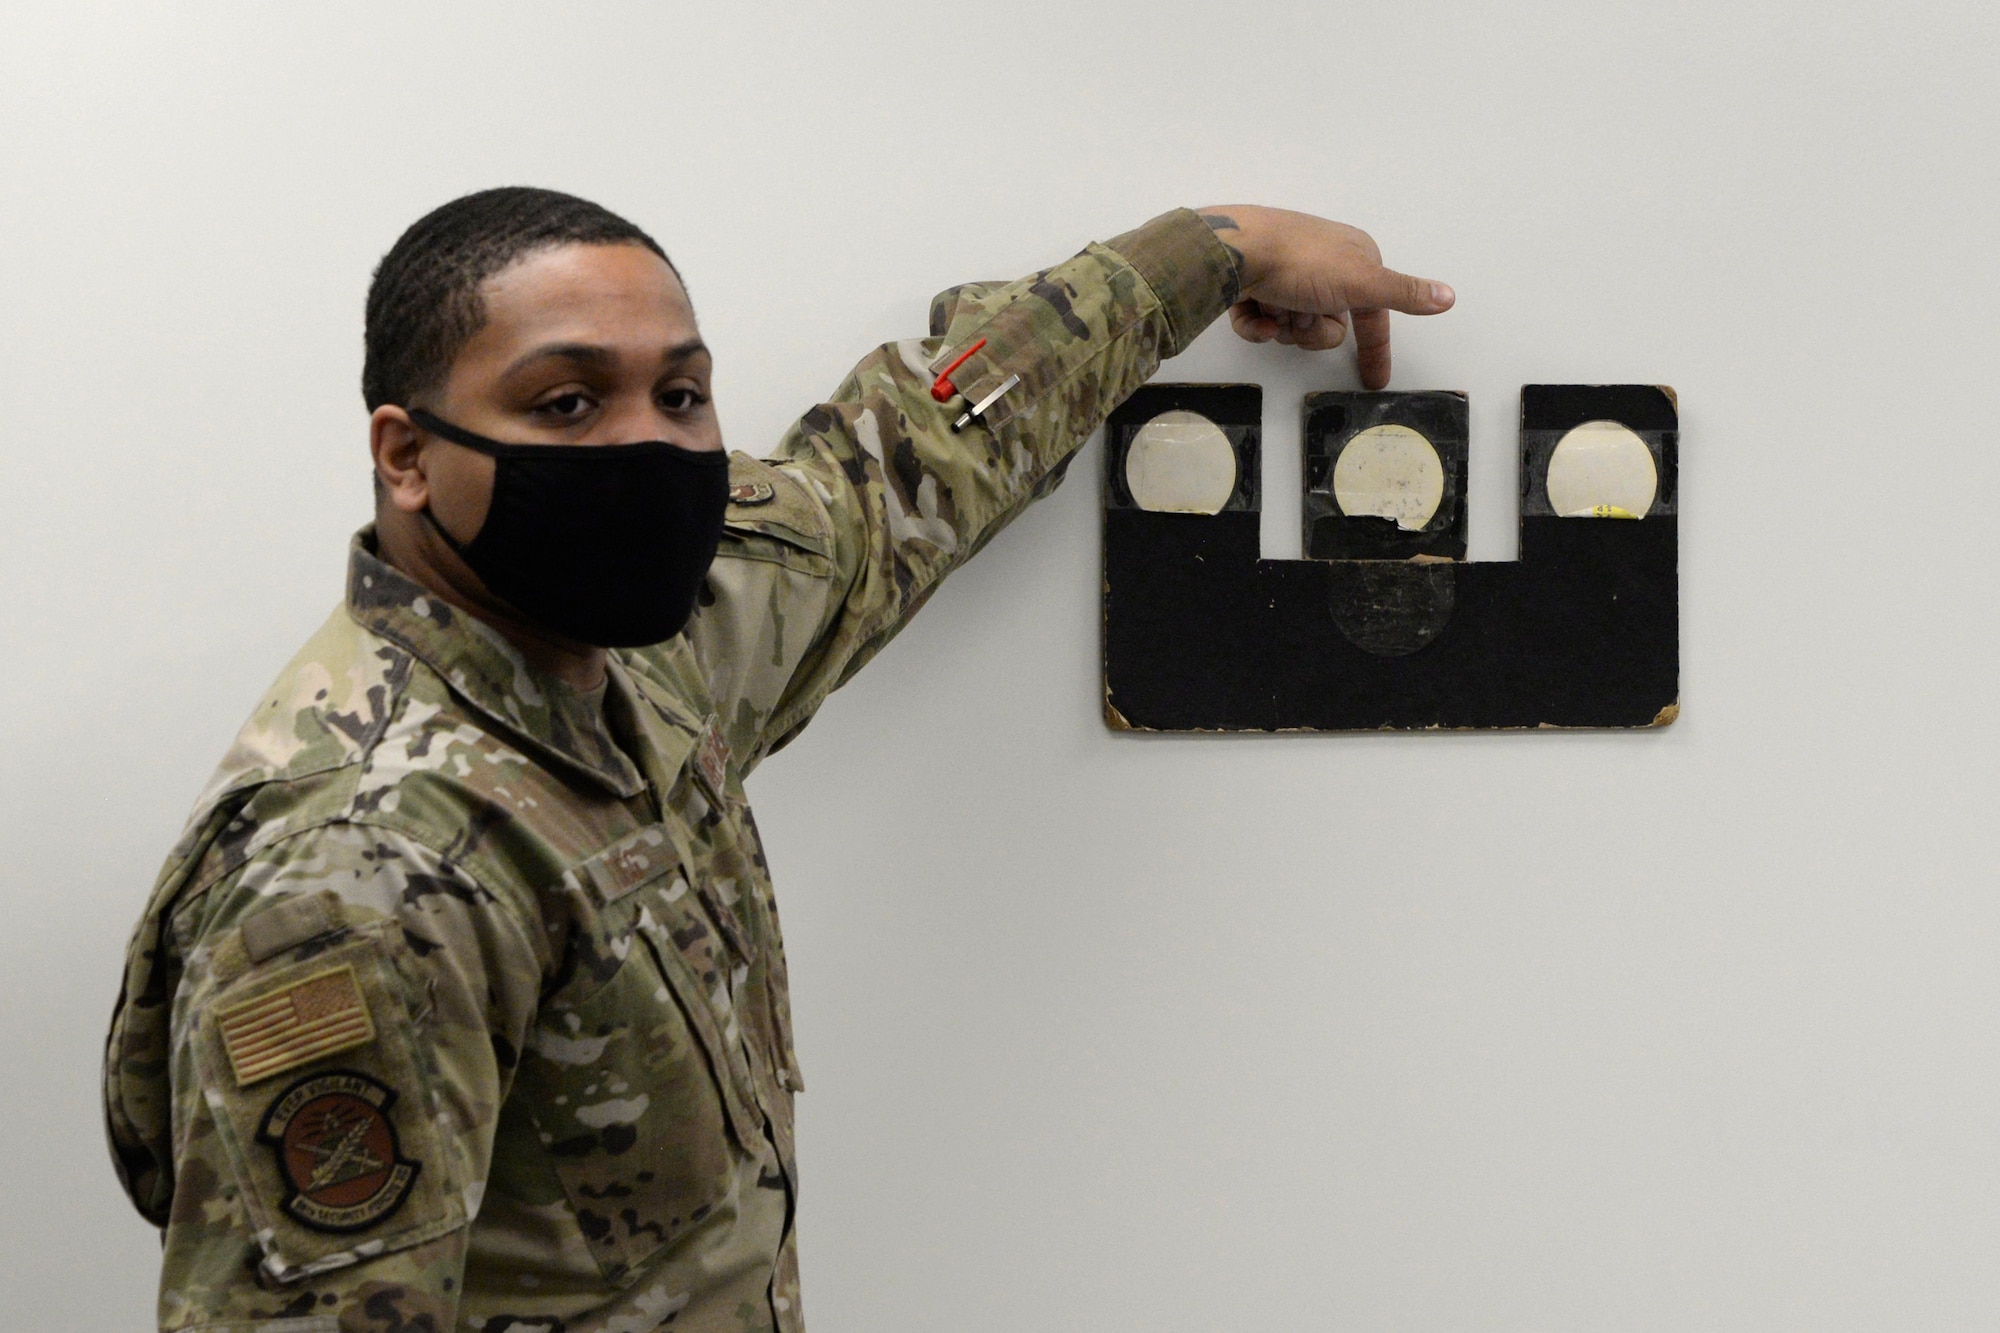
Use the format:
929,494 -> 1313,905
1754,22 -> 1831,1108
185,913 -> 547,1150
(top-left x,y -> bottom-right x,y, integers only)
5,2 -> 1995,1327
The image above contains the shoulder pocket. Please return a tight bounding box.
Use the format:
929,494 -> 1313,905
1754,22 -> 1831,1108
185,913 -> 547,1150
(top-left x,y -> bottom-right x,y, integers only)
720,454 -> 832,574
191,904 -> 467,1284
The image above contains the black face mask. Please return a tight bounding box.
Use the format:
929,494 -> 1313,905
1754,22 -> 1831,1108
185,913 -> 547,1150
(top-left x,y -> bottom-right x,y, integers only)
409,408 -> 729,648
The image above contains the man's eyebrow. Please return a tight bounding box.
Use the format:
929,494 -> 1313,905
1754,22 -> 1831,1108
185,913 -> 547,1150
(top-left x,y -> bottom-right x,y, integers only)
656,338 -> 711,369
502,338 -> 710,377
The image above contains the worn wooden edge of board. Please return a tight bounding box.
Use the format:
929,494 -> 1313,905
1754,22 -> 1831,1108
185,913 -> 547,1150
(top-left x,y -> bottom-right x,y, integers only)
1099,698 -> 1680,735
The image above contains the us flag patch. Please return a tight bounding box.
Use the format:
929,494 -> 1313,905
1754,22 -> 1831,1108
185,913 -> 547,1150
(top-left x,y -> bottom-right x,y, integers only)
218,964 -> 376,1087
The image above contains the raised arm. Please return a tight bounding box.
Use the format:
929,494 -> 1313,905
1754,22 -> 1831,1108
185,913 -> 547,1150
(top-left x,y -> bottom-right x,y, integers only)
685,206 -> 1452,769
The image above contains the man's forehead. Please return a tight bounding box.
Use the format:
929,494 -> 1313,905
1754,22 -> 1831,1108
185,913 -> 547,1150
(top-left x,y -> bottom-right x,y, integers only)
478,241 -> 693,334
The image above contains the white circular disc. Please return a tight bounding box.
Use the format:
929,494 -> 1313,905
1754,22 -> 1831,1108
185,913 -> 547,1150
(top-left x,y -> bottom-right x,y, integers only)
1546,419 -> 1658,517
1125,410 -> 1237,514
1331,424 -> 1444,531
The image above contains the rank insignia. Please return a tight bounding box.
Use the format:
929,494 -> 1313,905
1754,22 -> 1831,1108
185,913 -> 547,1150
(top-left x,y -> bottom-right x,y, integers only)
218,963 -> 376,1087
257,1070 -> 419,1233
695,716 -> 730,801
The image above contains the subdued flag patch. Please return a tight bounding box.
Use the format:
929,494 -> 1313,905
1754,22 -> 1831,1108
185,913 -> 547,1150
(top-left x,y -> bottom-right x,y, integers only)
218,964 -> 376,1087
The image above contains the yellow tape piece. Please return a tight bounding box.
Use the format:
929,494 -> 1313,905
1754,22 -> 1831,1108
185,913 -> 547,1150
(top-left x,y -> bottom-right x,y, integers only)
1559,504 -> 1643,519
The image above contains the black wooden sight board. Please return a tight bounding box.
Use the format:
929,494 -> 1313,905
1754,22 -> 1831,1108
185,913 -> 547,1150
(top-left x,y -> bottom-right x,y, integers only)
1102,384 -> 1680,732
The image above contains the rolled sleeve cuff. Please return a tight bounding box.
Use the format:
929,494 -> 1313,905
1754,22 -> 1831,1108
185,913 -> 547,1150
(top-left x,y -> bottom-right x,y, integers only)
1102,207 -> 1242,360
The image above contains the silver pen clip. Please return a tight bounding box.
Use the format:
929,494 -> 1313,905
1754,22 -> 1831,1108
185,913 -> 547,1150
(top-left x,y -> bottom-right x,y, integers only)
951,373 -> 1021,433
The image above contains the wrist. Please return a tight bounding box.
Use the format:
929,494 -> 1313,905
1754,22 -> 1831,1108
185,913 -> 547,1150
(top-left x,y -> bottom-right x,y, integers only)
1195,205 -> 1278,292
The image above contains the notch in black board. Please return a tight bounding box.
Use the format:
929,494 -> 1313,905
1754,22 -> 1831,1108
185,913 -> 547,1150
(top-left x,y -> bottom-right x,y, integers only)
1102,384 -> 1679,732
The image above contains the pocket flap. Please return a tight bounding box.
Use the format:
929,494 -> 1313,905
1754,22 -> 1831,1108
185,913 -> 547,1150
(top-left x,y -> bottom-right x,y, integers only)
720,454 -> 832,570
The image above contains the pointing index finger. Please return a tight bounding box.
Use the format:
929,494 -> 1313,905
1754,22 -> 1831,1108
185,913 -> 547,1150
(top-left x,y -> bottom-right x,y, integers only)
1353,307 -> 1394,390
1350,266 -> 1454,389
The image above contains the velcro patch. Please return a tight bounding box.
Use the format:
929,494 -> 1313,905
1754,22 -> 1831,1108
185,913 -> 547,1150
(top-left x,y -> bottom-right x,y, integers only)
218,964 -> 377,1087
240,893 -> 339,964
580,825 -> 675,908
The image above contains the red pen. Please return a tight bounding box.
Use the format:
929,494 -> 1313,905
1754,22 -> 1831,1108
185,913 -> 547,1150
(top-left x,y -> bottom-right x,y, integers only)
929,338 -> 986,403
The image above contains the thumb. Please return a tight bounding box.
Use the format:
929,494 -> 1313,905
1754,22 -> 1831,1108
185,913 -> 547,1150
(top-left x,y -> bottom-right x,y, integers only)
1352,265 -> 1455,315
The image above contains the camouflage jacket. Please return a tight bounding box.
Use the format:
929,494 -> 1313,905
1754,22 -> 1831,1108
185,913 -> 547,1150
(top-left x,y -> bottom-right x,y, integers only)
103,209 -> 1236,1333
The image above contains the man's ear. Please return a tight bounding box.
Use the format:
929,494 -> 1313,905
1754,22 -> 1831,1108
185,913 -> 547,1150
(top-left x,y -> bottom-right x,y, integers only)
371,406 -> 428,514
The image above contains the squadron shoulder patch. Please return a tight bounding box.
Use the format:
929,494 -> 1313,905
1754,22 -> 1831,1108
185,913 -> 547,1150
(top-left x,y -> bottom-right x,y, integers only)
218,964 -> 376,1087
729,480 -> 776,506
256,1070 -> 419,1233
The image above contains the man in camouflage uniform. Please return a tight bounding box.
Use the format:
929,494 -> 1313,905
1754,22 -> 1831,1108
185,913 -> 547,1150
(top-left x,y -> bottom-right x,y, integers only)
103,188 -> 1453,1332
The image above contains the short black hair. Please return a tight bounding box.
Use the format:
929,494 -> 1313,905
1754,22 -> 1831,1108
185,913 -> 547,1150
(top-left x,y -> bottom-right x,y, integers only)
362,186 -> 675,410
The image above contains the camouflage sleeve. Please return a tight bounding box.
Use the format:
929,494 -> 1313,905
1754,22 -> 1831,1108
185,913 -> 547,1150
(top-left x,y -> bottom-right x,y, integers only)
153,822 -> 543,1333
688,207 -> 1239,770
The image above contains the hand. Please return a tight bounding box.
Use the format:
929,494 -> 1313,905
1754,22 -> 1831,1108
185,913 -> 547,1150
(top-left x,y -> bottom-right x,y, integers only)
1198,206 -> 1454,389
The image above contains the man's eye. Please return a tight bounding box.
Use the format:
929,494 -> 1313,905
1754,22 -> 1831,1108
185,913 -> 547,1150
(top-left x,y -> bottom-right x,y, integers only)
660,388 -> 709,412
539,392 -> 592,418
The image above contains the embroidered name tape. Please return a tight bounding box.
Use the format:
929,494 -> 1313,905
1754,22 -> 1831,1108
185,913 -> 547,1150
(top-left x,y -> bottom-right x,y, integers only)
218,964 -> 377,1087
